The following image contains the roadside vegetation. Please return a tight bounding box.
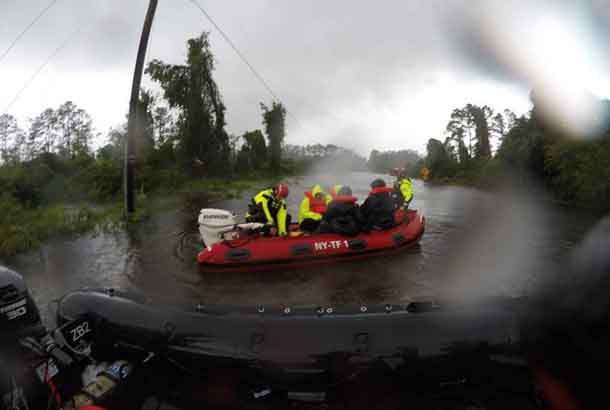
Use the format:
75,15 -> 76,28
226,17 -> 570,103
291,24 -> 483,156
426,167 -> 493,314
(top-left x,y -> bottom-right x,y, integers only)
0,32 -> 292,260
421,94 -> 610,211
0,31 -> 374,260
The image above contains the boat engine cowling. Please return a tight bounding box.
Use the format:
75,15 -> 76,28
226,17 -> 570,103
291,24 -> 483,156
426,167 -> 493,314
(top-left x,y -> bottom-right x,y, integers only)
198,208 -> 238,248
0,266 -> 41,335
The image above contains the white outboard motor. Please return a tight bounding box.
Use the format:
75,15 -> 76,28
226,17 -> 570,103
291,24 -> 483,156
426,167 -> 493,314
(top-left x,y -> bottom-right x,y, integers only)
198,209 -> 265,249
198,209 -> 237,248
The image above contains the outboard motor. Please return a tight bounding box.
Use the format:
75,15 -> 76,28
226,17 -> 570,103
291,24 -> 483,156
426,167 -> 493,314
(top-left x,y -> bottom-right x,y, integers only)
0,266 -> 42,336
0,266 -> 44,410
198,208 -> 264,249
198,208 -> 237,249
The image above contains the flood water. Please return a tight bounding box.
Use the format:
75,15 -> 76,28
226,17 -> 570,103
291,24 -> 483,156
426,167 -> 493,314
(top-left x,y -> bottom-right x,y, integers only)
7,172 -> 601,322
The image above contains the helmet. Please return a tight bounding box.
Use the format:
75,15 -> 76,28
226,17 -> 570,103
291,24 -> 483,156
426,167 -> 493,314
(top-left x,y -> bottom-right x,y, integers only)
338,186 -> 352,196
275,183 -> 289,198
370,178 -> 386,188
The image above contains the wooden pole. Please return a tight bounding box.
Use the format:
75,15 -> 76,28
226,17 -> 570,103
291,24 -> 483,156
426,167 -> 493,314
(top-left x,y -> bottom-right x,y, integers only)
125,0 -> 158,215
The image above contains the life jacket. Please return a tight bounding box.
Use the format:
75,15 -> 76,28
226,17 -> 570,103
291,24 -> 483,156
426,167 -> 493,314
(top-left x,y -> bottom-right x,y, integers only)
369,187 -> 395,196
395,177 -> 413,203
305,192 -> 328,214
248,188 -> 288,235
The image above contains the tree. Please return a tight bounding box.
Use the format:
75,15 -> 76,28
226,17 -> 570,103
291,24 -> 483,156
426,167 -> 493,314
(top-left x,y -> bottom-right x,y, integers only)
445,104 -> 493,161
447,107 -> 476,159
0,114 -> 21,163
28,108 -> 57,155
135,89 -> 155,160
472,104 -> 493,160
10,129 -> 26,163
146,32 -> 229,174
153,105 -> 174,146
241,129 -> 267,169
97,126 -> 126,162
55,101 -> 94,158
446,110 -> 471,164
491,113 -> 505,142
260,101 -> 286,175
425,138 -> 457,178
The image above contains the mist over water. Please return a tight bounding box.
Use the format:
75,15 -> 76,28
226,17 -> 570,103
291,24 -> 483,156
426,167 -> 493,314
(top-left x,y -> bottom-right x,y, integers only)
8,172 -> 599,324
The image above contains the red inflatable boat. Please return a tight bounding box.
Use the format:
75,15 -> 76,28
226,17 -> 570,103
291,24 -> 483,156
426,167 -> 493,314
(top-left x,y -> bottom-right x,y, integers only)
197,208 -> 425,272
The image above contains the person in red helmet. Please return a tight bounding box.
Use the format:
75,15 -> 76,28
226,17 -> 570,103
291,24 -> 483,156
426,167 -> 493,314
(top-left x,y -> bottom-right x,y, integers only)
246,183 -> 290,236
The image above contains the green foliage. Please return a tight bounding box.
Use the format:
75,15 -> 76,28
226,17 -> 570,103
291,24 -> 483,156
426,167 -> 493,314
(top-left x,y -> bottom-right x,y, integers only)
0,193 -> 123,259
425,138 -> 458,179
426,96 -> 610,210
445,104 -> 501,163
235,130 -> 267,173
146,32 -> 229,174
85,159 -> 123,200
26,101 -> 95,160
496,115 -> 548,179
0,114 -> 24,164
544,137 -> 610,205
260,101 -> 286,175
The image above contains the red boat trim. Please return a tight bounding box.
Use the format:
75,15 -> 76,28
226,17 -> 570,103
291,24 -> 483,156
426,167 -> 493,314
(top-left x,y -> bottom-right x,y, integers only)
199,227 -> 424,273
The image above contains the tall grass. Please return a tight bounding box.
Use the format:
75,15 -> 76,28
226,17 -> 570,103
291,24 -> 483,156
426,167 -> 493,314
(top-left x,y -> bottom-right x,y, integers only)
0,194 -> 126,260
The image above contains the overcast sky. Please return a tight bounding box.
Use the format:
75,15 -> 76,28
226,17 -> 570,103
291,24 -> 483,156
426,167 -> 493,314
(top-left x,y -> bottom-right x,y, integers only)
2,0 -> 610,155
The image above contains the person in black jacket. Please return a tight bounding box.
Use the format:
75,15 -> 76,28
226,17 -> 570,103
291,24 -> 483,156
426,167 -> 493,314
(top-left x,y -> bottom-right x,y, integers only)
360,178 -> 396,232
320,186 -> 360,236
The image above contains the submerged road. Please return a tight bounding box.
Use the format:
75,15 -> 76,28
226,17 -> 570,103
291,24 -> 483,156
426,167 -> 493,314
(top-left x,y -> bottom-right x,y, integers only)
8,172 -> 599,322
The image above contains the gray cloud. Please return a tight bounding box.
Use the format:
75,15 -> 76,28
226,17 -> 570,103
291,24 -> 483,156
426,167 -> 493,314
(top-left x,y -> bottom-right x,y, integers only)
2,0 -> 609,154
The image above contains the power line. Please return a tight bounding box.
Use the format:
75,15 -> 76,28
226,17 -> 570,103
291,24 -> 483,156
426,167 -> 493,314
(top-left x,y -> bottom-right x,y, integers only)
0,0 -> 61,67
4,26 -> 82,113
187,0 -> 304,130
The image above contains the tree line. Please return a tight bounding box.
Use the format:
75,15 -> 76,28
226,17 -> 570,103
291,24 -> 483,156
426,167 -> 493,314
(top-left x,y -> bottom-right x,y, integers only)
282,143 -> 368,172
423,95 -> 610,209
0,102 -> 95,163
367,149 -> 423,177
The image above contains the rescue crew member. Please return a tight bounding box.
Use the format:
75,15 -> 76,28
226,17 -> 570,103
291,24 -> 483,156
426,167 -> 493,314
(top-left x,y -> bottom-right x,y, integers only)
360,178 -> 396,232
320,186 -> 360,236
246,183 -> 290,236
328,184 -> 343,199
393,168 -> 413,209
298,184 -> 331,232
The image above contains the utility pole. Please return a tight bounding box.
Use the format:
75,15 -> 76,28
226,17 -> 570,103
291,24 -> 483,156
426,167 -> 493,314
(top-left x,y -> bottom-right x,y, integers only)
125,0 -> 158,216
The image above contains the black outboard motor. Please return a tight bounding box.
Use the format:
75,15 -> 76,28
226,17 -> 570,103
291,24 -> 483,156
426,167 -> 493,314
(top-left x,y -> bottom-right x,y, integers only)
0,266 -> 45,410
0,266 -> 41,333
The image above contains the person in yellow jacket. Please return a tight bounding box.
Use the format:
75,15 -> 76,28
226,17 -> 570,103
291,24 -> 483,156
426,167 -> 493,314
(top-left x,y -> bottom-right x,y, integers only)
298,184 -> 332,232
393,168 -> 413,209
245,183 -> 290,236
